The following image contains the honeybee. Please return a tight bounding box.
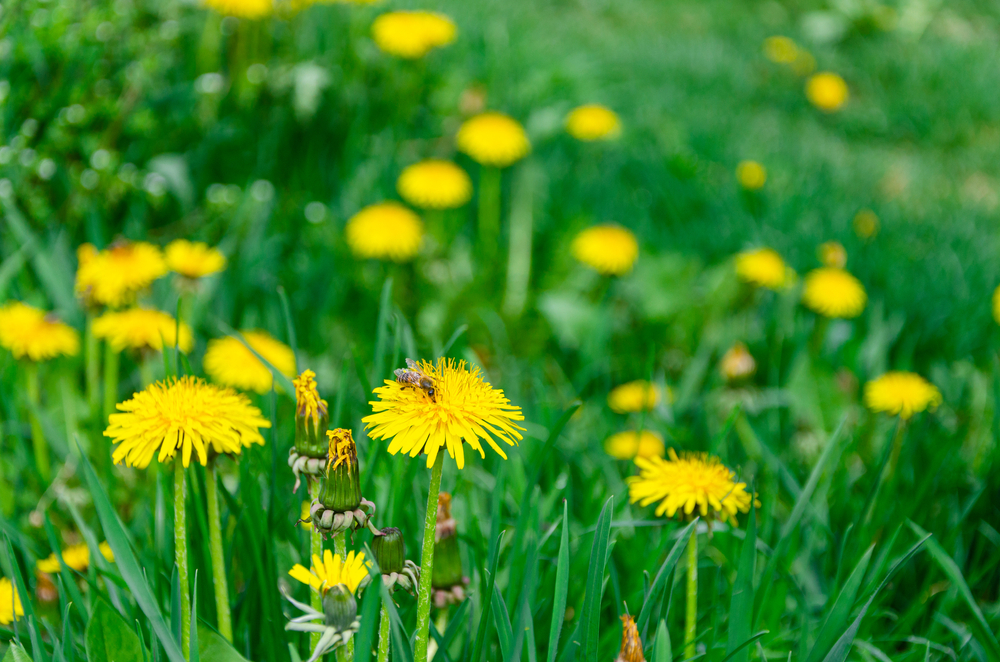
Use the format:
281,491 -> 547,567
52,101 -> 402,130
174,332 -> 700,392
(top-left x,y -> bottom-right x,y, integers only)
394,358 -> 437,402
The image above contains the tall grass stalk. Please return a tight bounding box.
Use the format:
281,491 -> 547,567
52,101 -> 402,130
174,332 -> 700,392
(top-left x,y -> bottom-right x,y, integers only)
85,311 -> 100,412
684,530 -> 698,660
24,361 -> 50,481
413,455 -> 444,662
175,458 -> 192,659
206,457 -> 233,642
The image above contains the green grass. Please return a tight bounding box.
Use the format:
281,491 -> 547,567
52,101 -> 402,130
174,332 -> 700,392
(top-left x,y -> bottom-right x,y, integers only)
1,0 -> 999,660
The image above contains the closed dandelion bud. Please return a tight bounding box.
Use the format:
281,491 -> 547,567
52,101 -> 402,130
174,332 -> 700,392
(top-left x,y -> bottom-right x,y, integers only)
432,493 -> 464,590
720,343 -> 756,383
294,370 -> 329,458
373,527 -> 405,575
322,584 -> 358,633
319,429 -> 362,512
615,615 -> 646,662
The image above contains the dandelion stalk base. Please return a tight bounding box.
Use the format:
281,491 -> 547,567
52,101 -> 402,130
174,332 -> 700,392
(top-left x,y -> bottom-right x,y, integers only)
207,459 -> 233,642
175,458 -> 191,660
684,529 -> 698,660
309,477 -> 323,652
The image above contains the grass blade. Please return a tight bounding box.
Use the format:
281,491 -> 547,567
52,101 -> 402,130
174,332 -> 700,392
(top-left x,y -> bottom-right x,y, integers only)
804,546 -> 874,662
726,506 -> 757,662
637,519 -> 698,637
546,501 -> 571,662
492,584 -> 515,662
581,496 -> 613,662
472,531 -> 505,662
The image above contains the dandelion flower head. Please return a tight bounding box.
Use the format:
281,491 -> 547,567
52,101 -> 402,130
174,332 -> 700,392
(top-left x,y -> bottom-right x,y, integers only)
364,358 -> 525,469
806,72 -> 849,112
204,331 -> 296,394
294,369 -> 328,423
0,577 -> 23,625
864,372 -> 941,420
289,550 -> 369,596
565,104 -> 621,141
371,11 -> 456,58
629,449 -> 757,524
818,241 -> 847,268
346,202 -> 424,262
456,112 -> 531,168
608,380 -> 662,413
104,376 -> 271,468
327,428 -> 357,472
736,161 -> 767,190
397,160 -> 473,210
166,239 -> 227,279
92,308 -> 193,354
75,241 -> 167,308
0,302 -> 79,361
37,542 -> 114,574
735,248 -> 794,290
802,267 -> 867,318
203,0 -> 272,19
571,224 -> 639,276
763,36 -> 799,63
605,430 -> 665,461
993,285 -> 1000,325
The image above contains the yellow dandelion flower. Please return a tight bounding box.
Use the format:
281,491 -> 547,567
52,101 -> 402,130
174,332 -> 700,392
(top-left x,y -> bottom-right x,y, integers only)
75,241 -> 167,309
92,308 -> 194,354
104,376 -> 271,469
456,112 -> 531,168
371,11 -> 456,59
0,577 -> 24,625
615,615 -> 646,662
604,430 -> 665,461
818,241 -> 847,268
203,0 -> 272,18
364,358 -> 525,469
397,160 -> 473,210
628,449 -> 757,524
571,224 -> 639,276
863,372 -> 942,420
288,549 -> 369,595
345,202 -> 424,262
204,331 -> 296,394
565,104 -> 621,142
735,248 -> 794,290
993,286 -> 1000,325
0,302 -> 79,361
763,36 -> 799,64
300,501 -> 313,531
165,239 -> 227,279
802,267 -> 867,318
37,542 -> 115,574
608,381 -> 661,413
853,209 -> 879,239
736,161 -> 767,190
806,72 -> 849,112
294,369 -> 328,423
720,343 -> 756,382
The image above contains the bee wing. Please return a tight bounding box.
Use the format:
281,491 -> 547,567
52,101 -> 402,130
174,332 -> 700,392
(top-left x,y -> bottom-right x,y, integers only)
393,368 -> 406,379
405,358 -> 419,370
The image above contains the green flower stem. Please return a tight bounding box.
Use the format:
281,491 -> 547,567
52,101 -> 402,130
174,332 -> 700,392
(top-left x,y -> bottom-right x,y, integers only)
334,530 -> 354,662
139,357 -> 155,388
206,458 -> 233,642
684,529 -> 698,661
478,166 -> 502,261
413,455 -> 444,662
85,312 -> 100,413
60,372 -> 79,457
175,458 -> 191,660
103,342 -> 120,420
885,418 -> 908,482
24,362 -> 50,482
308,477 -> 323,651
377,601 -> 391,662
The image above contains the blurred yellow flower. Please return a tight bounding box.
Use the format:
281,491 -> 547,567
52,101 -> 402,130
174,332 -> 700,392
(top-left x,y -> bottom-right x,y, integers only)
628,449 -> 757,525
864,372 -> 941,419
75,241 -> 167,308
364,358 -> 525,469
371,11 -> 456,58
397,160 -> 473,210
456,112 -> 531,168
105,376 -> 270,468
571,224 -> 639,276
720,342 -> 756,382
93,308 -> 193,354
736,161 -> 767,190
608,381 -> 661,413
289,550 -> 369,595
0,302 -> 79,361
565,104 -> 621,141
345,202 -> 424,262
604,430 -> 664,460
735,248 -> 793,290
0,577 -> 23,625
763,36 -> 799,64
818,241 -> 847,268
802,267 -> 867,318
204,331 -> 296,394
203,0 -> 272,18
166,239 -> 227,279
806,72 -> 849,112
853,209 -> 879,239
993,285 -> 1000,325
37,542 -> 115,574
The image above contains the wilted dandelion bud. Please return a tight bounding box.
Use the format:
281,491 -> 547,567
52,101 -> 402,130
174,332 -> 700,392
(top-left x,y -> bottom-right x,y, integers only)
818,241 -> 847,268
310,430 -> 376,538
373,527 -> 420,596
615,615 -> 646,662
720,343 -> 756,383
289,370 -> 330,492
432,493 -> 469,607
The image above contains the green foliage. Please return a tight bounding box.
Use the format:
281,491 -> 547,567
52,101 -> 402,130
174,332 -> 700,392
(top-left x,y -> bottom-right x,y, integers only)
85,601 -> 146,662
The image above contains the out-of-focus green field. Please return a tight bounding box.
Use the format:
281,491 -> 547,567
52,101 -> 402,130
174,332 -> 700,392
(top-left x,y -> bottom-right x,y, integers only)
1,0 -> 999,660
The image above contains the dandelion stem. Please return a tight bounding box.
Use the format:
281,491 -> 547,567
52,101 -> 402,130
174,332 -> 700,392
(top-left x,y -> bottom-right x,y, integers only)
377,600 -> 391,662
175,458 -> 191,660
103,342 -> 120,420
60,372 -> 79,457
139,358 -> 155,388
85,311 -> 101,413
308,477 -> 323,651
206,458 -> 233,642
413,455 -> 444,662
334,530 -> 354,662
684,529 -> 698,660
478,166 -> 502,261
25,362 -> 50,482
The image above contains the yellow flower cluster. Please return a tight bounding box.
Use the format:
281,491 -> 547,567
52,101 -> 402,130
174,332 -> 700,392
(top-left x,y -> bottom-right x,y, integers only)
93,308 -> 194,354
565,104 -> 621,141
0,577 -> 23,625
37,542 -> 115,574
736,161 -> 767,190
802,267 -> 867,318
864,372 -> 941,420
604,430 -> 664,460
76,241 -> 167,309
456,113 -> 531,168
608,381 -> 661,413
371,11 -> 456,59
203,0 -> 272,19
806,72 -> 849,112
346,202 -> 424,262
204,331 -> 296,394
0,302 -> 79,361
735,248 -> 794,290
166,239 -> 227,279
571,225 -> 639,276
397,160 -> 472,210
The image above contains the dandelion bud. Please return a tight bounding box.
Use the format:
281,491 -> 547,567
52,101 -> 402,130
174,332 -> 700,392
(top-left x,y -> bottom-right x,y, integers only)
373,527 -> 405,575
818,241 -> 847,269
432,493 -> 464,590
294,370 -> 329,458
720,343 -> 756,383
319,429 -> 362,512
615,615 -> 646,662
322,584 -> 358,633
